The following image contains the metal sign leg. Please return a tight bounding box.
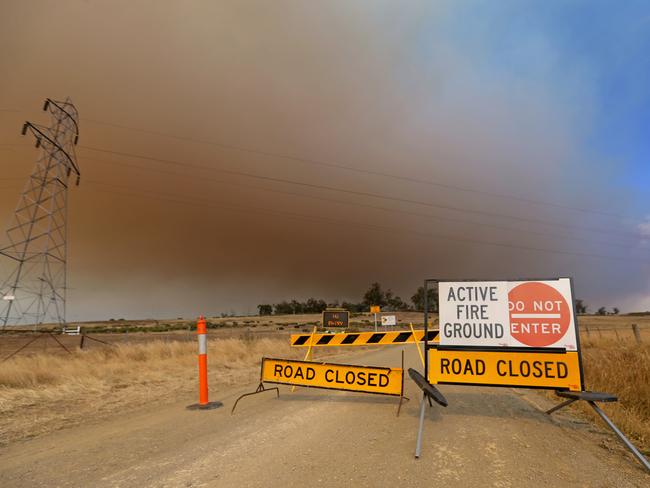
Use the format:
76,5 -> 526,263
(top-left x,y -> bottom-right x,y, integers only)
231,383 -> 279,415
415,392 -> 427,459
545,398 -> 577,415
396,395 -> 410,417
588,401 -> 650,473
547,391 -> 650,472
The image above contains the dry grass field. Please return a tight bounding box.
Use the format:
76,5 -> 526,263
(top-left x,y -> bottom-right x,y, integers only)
565,338 -> 650,453
0,337 -> 307,445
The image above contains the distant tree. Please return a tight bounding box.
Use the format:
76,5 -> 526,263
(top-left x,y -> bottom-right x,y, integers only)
290,300 -> 304,314
411,286 -> 438,312
305,298 -> 327,314
574,299 -> 587,314
257,304 -> 273,316
342,301 -> 365,313
274,301 -> 293,315
597,306 -> 607,316
363,282 -> 387,308
385,289 -> 409,311
612,307 -> 620,315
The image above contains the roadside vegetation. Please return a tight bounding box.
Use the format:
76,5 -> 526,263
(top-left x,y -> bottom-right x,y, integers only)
577,338 -> 650,453
0,337 -> 303,445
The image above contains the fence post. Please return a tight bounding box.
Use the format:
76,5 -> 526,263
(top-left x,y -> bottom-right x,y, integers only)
585,326 -> 590,337
632,324 -> 641,344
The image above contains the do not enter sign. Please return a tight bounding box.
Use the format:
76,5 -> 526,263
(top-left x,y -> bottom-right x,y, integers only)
509,282 -> 571,347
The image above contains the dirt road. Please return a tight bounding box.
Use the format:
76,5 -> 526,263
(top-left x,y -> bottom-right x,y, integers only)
1,346 -> 648,487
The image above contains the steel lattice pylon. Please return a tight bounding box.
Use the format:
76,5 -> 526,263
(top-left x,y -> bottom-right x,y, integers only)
0,98 -> 80,329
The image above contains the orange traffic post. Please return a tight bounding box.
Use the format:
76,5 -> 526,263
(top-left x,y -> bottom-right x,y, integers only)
186,316 -> 223,410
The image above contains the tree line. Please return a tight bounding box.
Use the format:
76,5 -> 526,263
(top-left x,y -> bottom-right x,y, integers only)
258,287 -> 620,316
574,300 -> 620,315
257,282 -> 438,316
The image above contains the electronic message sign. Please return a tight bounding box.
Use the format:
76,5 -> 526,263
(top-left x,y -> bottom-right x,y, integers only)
322,309 -> 349,328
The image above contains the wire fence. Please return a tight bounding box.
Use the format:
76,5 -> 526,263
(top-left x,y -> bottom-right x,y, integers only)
580,323 -> 648,344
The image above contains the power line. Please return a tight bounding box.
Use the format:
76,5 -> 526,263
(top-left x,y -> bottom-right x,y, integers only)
78,145 -> 642,240
83,155 -> 641,251
5,110 -> 645,246
83,180 -> 650,265
7,137 -> 644,242
79,116 -> 625,219
0,109 -> 630,219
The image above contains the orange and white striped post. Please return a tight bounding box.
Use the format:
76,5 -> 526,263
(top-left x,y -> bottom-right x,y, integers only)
187,316 -> 223,410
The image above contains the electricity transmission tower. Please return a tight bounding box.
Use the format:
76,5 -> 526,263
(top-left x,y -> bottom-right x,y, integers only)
0,98 -> 80,329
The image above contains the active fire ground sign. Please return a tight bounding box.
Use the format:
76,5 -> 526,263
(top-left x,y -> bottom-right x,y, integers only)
430,278 -> 583,391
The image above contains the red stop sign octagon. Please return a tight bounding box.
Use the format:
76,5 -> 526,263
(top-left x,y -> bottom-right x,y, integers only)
508,282 -> 571,347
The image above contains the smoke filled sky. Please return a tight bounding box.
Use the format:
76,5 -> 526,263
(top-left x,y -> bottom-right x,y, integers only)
0,1 -> 649,320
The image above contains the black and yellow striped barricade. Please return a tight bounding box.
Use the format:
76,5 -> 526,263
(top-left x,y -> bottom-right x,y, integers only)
232,354 -> 409,416
290,329 -> 439,347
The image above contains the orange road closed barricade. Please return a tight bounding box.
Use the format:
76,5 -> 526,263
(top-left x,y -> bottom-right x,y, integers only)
262,357 -> 403,396
428,348 -> 582,391
232,355 -> 409,415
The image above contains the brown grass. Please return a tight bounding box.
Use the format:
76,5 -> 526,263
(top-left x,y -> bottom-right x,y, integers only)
558,338 -> 650,453
0,337 -> 303,445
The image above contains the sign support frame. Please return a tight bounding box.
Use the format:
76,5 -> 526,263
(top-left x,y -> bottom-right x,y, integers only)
231,358 -> 280,414
417,277 -> 650,472
545,390 -> 650,472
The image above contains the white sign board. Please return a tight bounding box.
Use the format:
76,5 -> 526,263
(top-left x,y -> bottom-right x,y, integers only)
438,279 -> 577,351
381,315 -> 397,326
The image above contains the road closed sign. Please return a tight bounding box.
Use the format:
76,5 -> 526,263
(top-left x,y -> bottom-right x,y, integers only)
261,357 -> 403,396
428,348 -> 583,391
438,279 -> 578,351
